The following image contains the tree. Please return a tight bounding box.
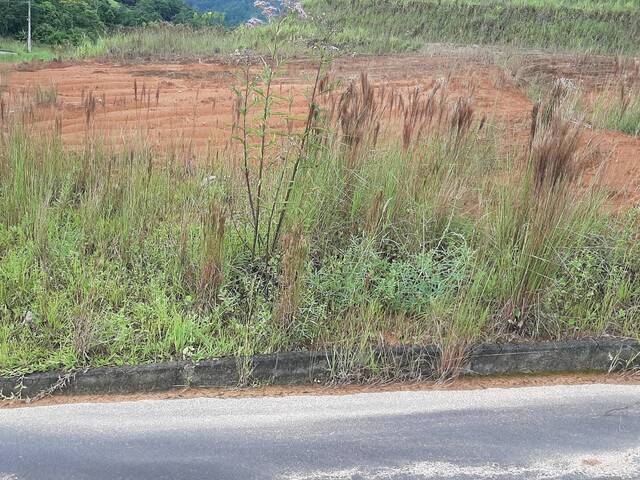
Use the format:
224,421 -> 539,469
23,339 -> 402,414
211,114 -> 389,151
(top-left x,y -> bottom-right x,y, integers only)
0,0 -> 210,46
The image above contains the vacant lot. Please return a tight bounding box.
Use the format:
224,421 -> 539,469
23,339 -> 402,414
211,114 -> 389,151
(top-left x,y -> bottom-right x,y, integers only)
1,47 -> 639,379
4,51 -> 640,204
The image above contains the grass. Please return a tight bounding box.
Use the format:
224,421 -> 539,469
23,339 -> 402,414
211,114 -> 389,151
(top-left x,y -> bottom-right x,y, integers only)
73,22 -> 314,61
1,63 -> 639,382
0,1 -> 636,68
515,57 -> 640,138
67,0 -> 640,61
0,38 -> 61,63
301,0 -> 640,54
592,84 -> 640,137
0,1 -> 635,68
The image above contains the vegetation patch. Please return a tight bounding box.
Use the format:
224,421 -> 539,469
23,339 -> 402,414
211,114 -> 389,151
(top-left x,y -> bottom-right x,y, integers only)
0,38 -> 59,63
3,0 -> 639,61
1,2 -> 639,384
299,0 -> 640,55
0,0 -> 222,47
1,56 -> 638,380
186,0 -> 260,26
592,84 -> 640,137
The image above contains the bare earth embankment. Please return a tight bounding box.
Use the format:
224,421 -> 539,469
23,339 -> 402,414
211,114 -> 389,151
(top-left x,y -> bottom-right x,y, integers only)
3,52 -> 639,206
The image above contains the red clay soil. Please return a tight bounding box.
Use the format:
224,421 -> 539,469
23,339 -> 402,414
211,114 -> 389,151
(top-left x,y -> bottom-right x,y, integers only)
2,54 -> 639,206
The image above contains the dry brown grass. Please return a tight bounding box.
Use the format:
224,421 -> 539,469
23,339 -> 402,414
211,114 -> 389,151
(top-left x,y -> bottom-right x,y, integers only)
274,224 -> 308,330
530,115 -> 581,194
199,202 -> 226,306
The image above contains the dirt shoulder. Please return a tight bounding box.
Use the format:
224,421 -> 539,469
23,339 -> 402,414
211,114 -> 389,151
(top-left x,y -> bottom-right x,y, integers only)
2,372 -> 638,410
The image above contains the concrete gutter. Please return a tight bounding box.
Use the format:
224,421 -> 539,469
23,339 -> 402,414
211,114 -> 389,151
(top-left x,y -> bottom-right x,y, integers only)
0,338 -> 638,399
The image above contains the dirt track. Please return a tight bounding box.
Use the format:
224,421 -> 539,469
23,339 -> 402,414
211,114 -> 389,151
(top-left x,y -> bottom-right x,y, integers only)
2,53 -> 639,206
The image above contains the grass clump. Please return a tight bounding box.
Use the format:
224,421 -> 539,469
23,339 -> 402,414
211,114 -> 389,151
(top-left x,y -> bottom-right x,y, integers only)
592,84 -> 640,137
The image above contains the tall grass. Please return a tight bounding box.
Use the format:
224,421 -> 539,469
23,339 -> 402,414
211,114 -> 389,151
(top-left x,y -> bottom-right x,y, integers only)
518,58 -> 640,138
1,61 -> 639,381
592,83 -> 640,137
74,22 -> 313,61
69,0 -> 640,62
300,0 -> 640,54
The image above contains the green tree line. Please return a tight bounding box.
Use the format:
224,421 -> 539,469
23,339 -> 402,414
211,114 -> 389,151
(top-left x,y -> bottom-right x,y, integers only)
0,0 -> 223,45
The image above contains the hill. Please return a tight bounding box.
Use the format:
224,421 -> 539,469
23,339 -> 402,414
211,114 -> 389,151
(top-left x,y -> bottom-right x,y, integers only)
185,0 -> 260,25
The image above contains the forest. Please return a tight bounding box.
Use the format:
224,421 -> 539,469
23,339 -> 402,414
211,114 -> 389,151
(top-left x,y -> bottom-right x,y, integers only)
185,0 -> 259,25
0,0 -> 222,45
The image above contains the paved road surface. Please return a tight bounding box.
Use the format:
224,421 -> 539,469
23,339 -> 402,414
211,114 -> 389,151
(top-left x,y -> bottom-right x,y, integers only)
1,384 -> 639,479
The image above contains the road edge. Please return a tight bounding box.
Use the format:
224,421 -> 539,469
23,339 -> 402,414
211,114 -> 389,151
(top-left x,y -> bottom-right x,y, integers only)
1,338 -> 638,398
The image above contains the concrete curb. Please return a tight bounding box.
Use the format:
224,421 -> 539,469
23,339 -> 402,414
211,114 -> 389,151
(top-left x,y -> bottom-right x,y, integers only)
0,339 -> 637,398
464,338 -> 639,375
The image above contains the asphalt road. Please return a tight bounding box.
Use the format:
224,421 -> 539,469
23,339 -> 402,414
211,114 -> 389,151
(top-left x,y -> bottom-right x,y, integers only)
1,384 -> 639,480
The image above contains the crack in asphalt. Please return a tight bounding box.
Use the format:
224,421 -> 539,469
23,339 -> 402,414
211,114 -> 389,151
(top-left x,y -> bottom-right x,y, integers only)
603,400 -> 640,416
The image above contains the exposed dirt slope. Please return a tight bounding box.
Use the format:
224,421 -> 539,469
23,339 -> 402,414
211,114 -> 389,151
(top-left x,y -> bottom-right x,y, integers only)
2,54 -> 639,206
